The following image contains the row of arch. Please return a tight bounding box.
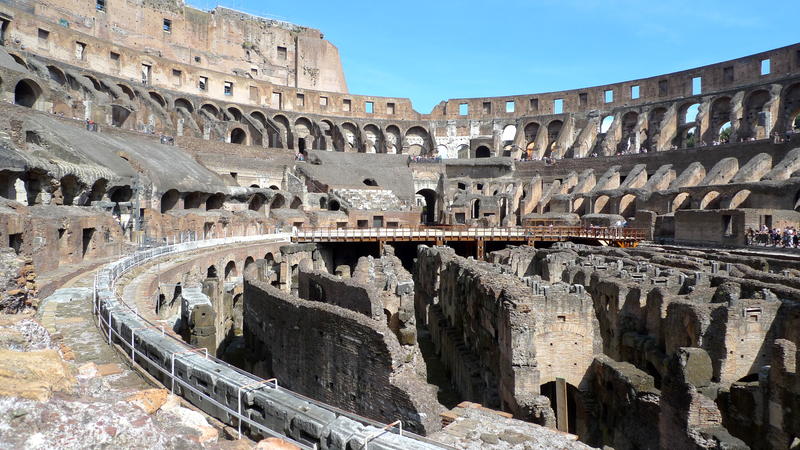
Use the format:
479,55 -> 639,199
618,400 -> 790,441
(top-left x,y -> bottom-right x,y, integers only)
159,189 -> 301,214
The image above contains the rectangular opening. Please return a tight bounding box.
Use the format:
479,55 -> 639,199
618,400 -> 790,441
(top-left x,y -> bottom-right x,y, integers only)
81,228 -> 95,258
171,69 -> 181,85
459,103 -> 469,115
579,93 -> 588,106
343,99 -> 351,112
529,98 -> 539,112
372,216 -> 384,227
272,92 -> 282,109
357,219 -> 368,229
37,29 -> 49,48
57,228 -> 66,252
296,93 -> 305,107
723,66 -> 734,82
194,55 -> 201,63
96,0 -> 106,11
365,101 -> 374,114
604,89 -> 613,103
249,85 -> 259,102
455,212 -> 466,224
336,222 -> 348,229
506,100 -> 515,113
760,58 -> 771,75
631,85 -> 640,99
277,46 -> 287,60
75,41 -> 86,60
692,76 -> 702,95
722,215 -> 733,236
318,96 -> 328,108
250,67 -> 258,76
292,222 -> 304,229
230,172 -> 238,180
553,98 -> 563,114
224,81 -> 233,96
8,233 -> 22,255
557,315 -> 566,322
141,63 -> 151,85
658,79 -> 668,96
387,221 -> 399,228
482,102 -> 491,114
109,51 -> 120,61
198,76 -> 207,91
386,102 -> 395,114
163,19 -> 172,33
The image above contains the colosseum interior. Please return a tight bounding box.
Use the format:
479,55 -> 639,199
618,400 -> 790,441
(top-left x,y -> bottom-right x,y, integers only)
0,0 -> 800,449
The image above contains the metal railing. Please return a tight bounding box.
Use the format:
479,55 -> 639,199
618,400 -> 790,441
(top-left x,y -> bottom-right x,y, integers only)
294,225 -> 647,241
92,232 -> 447,449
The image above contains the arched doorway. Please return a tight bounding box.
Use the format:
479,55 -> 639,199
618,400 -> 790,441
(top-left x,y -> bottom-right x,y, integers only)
14,80 -> 41,108
230,128 -> 247,145
416,189 -> 437,224
475,146 -> 491,158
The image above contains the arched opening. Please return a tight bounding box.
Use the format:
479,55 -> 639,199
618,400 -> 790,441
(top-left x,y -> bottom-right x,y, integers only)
404,126 -> 430,156
244,256 -> 255,272
501,125 -> 517,155
273,115 -> 292,149
206,193 -> 225,210
416,189 -> 437,224
618,112 -> 639,153
224,261 -> 238,281
47,66 -> 66,85
206,266 -> 218,279
645,107 -> 667,149
362,124 -> 381,153
594,195 -> 610,214
109,186 -> 132,203
600,116 -> 614,134
318,197 -> 327,209
782,83 -> 800,133
524,122 -> 540,158
718,121 -> 732,143
672,192 -> 692,211
328,200 -> 340,211
546,120 -> 564,156
111,105 -> 131,128
227,107 -> 243,121
9,53 -> 26,68
270,194 -> 286,209
149,91 -> 166,107
14,80 -> 41,108
249,194 -> 265,212
174,98 -> 194,113
58,175 -> 80,206
294,117 -> 316,152
117,84 -> 135,101
472,199 -> 481,219
184,192 -> 203,209
743,90 -> 770,140
699,191 -> 721,210
88,179 -> 107,203
363,178 -> 378,187
728,190 -> 751,209
385,125 -> 402,154
269,185 -> 279,190
681,103 -> 700,124
230,128 -> 247,145
475,146 -> 491,158
160,189 -> 180,213
708,97 -> 732,143
618,194 -> 636,218
200,103 -> 219,119
682,126 -> 698,148
290,197 -> 302,209
341,122 -> 359,152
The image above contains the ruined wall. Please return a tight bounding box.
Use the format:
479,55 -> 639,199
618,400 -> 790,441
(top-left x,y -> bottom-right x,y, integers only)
243,273 -> 442,434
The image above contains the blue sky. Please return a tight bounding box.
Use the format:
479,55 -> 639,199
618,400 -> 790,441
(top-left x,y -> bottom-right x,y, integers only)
189,0 -> 798,114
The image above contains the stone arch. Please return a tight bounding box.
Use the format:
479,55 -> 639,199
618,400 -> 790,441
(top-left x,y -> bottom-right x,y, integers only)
47,66 -> 66,85
680,126 -> 698,149
456,144 -> 470,159
83,74 -> 103,91
88,179 -> 107,203
111,105 -> 131,128
117,83 -> 135,101
184,192 -> 203,209
524,122 -> 540,156
363,124 -> 382,153
294,117 -> 315,152
600,116 -> 614,134
229,127 -> 247,145
206,193 -> 225,210
290,197 -> 303,209
9,53 -> 26,68
174,98 -> 194,113
200,103 -> 220,119
328,199 -> 340,211
404,126 -> 430,156
341,122 -> 359,152
699,191 -> 721,210
224,261 -> 238,281
707,96 -> 732,143
244,256 -> 255,272
319,119 -> 334,151
385,125 -> 402,154
501,124 -> 517,148
471,199 -> 481,219
475,146 -> 491,158
249,193 -> 266,212
727,189 -> 751,209
618,194 -> 637,218
679,102 -> 700,125
149,91 -> 166,108
160,189 -> 180,213
783,83 -> 800,132
14,79 -> 42,108
743,89 -> 771,139
618,111 -> 639,153
108,185 -> 132,203
416,188 -> 437,224
270,193 -> 286,209
57,175 -> 81,206
645,107 -> 668,149
594,195 -> 610,214
273,114 -> 292,149
226,106 -> 243,121
207,265 -> 218,278
672,192 -> 692,211
545,120 -> 564,156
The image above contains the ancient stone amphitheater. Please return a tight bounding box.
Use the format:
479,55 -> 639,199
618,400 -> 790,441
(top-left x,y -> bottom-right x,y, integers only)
0,1 -> 799,449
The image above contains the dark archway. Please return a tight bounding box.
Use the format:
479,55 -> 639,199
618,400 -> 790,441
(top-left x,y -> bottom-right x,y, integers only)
161,189 -> 180,213
206,193 -> 225,210
230,128 -> 247,145
472,199 -> 481,219
416,189 -> 437,224
14,80 -> 41,108
475,146 -> 491,158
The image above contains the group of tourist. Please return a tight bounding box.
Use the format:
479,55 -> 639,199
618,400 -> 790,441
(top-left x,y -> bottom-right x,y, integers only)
746,225 -> 800,248
408,155 -> 442,164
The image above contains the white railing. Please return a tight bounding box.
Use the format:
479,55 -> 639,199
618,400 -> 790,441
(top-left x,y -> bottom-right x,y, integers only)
294,226 -> 645,241
93,232 -> 445,449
